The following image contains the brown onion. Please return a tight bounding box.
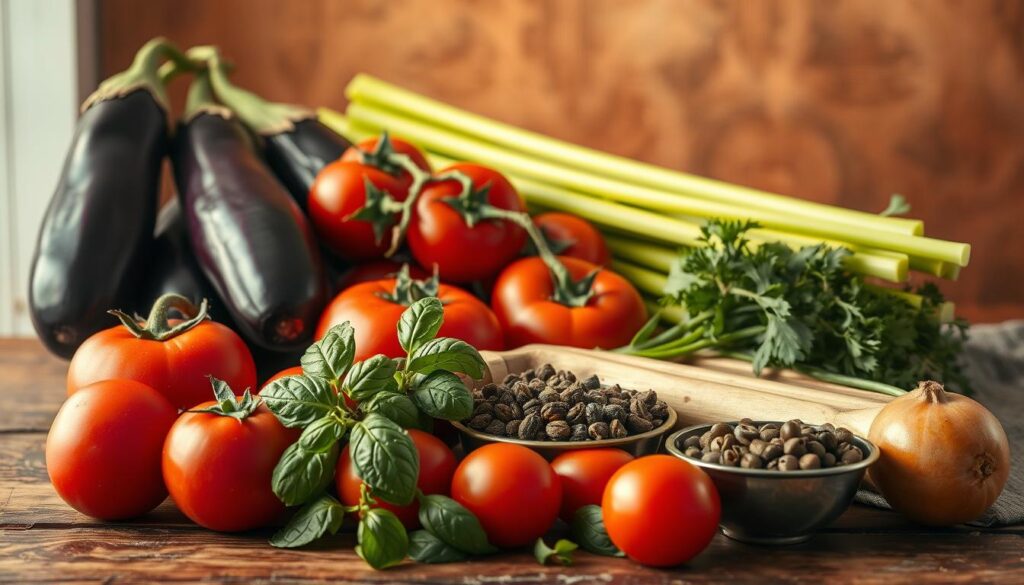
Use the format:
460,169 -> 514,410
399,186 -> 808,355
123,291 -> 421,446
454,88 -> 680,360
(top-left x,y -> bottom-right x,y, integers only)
868,380 -> 1009,526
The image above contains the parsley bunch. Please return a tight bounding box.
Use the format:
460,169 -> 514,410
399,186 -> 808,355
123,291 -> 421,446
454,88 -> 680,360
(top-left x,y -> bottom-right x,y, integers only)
623,220 -> 970,395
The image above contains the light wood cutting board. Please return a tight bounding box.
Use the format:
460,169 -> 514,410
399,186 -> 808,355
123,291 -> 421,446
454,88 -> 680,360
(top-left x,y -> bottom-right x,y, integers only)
479,345 -> 891,437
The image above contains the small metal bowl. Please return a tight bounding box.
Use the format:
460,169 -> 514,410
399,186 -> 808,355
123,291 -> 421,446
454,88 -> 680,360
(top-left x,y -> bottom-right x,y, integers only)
452,407 -> 677,461
666,421 -> 879,545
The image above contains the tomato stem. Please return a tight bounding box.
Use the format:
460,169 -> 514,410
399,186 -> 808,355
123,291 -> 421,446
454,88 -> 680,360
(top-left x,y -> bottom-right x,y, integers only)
108,293 -> 210,341
375,264 -> 441,306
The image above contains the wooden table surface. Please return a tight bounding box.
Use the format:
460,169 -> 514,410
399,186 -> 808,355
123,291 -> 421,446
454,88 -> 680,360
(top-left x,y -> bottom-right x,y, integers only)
1,338 -> 1022,584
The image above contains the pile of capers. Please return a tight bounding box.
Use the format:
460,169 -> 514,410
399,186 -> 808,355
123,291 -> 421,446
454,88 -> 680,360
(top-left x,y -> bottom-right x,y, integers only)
680,418 -> 864,471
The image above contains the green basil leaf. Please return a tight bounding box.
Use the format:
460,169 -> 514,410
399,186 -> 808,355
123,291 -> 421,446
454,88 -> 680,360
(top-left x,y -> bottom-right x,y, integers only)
261,375 -> 335,428
408,337 -> 486,378
271,441 -> 339,506
350,414 -> 419,505
397,297 -> 444,354
417,494 -> 496,555
301,322 -> 356,383
533,538 -> 577,566
344,354 -> 398,402
269,494 -> 345,548
411,370 -> 473,421
571,505 -> 624,557
298,416 -> 346,452
363,391 -> 420,429
356,507 -> 408,570
408,530 -> 467,564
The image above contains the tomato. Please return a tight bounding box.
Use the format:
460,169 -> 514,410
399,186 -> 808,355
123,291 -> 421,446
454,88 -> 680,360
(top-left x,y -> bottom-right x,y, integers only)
602,455 -> 720,567
310,136 -> 430,261
340,136 -> 431,191
162,401 -> 299,532
550,448 -> 634,522
491,256 -> 647,349
333,260 -> 429,292
66,295 -> 256,411
534,212 -> 611,266
408,163 -> 527,283
316,278 -> 503,362
262,365 -> 304,388
337,429 -> 457,529
450,443 -> 561,548
46,380 -> 178,520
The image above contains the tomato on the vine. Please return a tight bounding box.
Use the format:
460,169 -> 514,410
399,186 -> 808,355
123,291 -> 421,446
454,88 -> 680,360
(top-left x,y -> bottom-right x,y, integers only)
602,455 -> 720,567
46,379 -> 178,520
316,268 -> 503,362
550,448 -> 634,522
66,294 -> 256,410
337,429 -> 457,529
309,136 -> 431,260
408,163 -> 527,283
451,443 -> 561,548
534,212 -> 611,266
163,385 -> 299,532
491,256 -> 647,349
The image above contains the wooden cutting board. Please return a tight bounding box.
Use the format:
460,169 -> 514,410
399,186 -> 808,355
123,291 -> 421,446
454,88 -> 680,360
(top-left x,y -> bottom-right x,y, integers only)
479,345 -> 891,436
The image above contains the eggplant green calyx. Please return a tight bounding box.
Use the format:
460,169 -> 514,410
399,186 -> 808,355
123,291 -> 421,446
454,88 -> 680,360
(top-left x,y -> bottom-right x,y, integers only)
191,45 -> 313,136
182,69 -> 232,123
189,376 -> 261,420
82,37 -> 192,114
108,293 -> 210,342
376,264 -> 441,306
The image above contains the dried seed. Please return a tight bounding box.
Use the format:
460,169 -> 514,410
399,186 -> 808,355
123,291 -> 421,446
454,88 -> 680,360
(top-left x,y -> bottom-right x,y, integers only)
546,421 -> 572,441
518,414 -> 542,440
780,421 -> 802,441
538,389 -> 561,404
835,428 -> 854,445
472,401 -> 494,417
588,422 -> 611,440
468,413 -> 492,430
778,454 -> 800,471
638,389 -> 658,406
585,403 -> 604,426
684,446 -> 702,458
625,414 -> 654,434
484,419 -> 506,437
571,424 -> 588,441
498,390 -> 516,406
506,419 -> 522,437
806,440 -> 827,459
536,363 -> 556,380
740,453 -> 764,469
493,403 -> 515,423
481,383 -> 501,398
609,419 -> 628,439
584,391 -> 608,405
701,451 -> 722,464
783,437 -> 806,457
629,398 -> 650,419
603,404 -> 626,422
540,401 -> 569,422
566,403 -> 586,425
720,449 -> 740,466
581,374 -> 601,390
841,446 -> 863,464
799,453 -> 821,470
708,423 -> 733,439
527,378 -> 546,393
734,424 -> 760,445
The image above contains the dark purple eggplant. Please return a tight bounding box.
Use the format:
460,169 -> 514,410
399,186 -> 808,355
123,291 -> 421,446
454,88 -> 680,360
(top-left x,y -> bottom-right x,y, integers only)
195,47 -> 350,208
264,119 -> 351,208
28,39 -> 182,358
172,72 -> 327,351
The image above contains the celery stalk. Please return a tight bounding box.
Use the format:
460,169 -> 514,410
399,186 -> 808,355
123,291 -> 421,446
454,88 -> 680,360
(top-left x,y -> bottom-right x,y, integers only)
344,75 -> 922,236
342,102 -> 970,267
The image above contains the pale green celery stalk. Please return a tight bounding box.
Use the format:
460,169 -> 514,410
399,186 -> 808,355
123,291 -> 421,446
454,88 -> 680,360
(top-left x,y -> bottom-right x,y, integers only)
610,260 -> 668,298
909,256 -> 945,277
605,235 -> 676,273
940,263 -> 962,281
324,111 -> 907,282
342,102 -> 970,267
344,74 -> 922,236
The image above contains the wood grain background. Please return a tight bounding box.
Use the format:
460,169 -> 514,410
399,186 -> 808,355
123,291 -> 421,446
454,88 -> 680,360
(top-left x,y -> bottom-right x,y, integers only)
98,0 -> 1024,323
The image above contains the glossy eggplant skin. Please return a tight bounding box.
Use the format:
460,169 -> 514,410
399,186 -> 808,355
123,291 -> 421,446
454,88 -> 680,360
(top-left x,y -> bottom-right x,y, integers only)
136,200 -> 233,325
28,90 -> 164,358
173,111 -> 327,351
264,119 -> 350,208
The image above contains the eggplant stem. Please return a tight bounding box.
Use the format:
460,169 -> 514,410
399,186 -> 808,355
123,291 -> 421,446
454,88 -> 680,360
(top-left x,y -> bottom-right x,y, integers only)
82,37 -> 192,114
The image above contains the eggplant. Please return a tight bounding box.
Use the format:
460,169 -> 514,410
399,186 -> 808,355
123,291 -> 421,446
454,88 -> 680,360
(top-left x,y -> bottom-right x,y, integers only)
264,119 -> 351,208
172,72 -> 327,351
28,40 -> 173,358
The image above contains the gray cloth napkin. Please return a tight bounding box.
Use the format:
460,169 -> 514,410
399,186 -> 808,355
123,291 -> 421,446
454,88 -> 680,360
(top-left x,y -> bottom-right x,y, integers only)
855,320 -> 1024,526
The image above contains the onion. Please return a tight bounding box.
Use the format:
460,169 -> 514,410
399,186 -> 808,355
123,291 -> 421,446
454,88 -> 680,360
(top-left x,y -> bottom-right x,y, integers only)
868,380 -> 1009,526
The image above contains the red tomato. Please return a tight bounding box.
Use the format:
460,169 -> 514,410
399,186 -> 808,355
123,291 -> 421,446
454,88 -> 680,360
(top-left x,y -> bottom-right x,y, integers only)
551,448 -> 634,522
67,299 -> 256,410
451,443 -> 561,548
316,278 -> 503,362
310,136 -> 430,261
162,402 -> 299,532
46,380 -> 178,520
333,260 -> 429,292
408,163 -> 527,283
337,429 -> 457,529
262,365 -> 304,388
340,136 -> 431,191
491,256 -> 647,349
602,455 -> 720,567
534,212 -> 611,266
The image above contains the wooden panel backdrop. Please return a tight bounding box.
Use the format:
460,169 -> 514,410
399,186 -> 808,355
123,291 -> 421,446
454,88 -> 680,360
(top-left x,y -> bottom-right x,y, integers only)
98,0 -> 1024,323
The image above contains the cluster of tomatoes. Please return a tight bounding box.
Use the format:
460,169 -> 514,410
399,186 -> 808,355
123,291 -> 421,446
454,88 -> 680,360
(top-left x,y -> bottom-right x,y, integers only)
307,136 -> 647,352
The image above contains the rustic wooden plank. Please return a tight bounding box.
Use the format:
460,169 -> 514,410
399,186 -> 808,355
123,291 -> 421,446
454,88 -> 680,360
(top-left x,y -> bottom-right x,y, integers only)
0,339 -> 66,432
1,526 -> 1023,584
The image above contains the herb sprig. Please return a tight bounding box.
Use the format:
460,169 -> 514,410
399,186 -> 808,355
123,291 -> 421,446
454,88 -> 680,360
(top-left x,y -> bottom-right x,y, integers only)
623,220 -> 970,395
261,297 -> 494,568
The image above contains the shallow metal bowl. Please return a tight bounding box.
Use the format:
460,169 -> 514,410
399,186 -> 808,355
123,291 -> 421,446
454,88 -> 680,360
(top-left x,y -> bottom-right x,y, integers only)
452,407 -> 676,461
666,421 -> 879,545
